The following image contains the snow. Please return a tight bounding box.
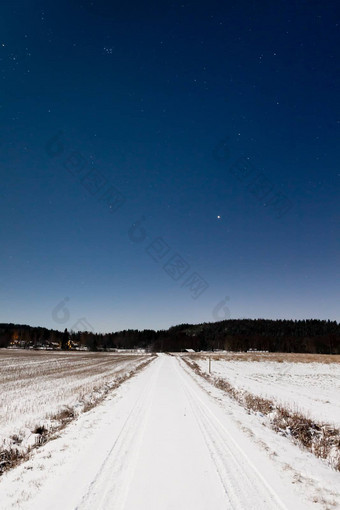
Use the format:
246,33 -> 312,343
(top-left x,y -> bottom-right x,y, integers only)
1,354 -> 339,509
194,357 -> 340,426
0,350 -> 148,454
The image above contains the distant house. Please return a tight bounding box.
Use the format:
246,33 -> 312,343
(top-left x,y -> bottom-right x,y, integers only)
183,348 -> 195,353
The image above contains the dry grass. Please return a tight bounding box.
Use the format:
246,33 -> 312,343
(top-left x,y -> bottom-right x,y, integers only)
271,410 -> 340,471
0,448 -> 28,474
183,357 -> 340,470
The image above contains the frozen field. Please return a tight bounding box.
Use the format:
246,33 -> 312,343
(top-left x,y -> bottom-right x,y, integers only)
0,354 -> 330,510
1,353 -> 339,510
189,353 -> 340,426
0,349 -> 149,451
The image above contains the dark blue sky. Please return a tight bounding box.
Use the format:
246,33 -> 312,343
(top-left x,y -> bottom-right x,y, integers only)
1,0 -> 339,332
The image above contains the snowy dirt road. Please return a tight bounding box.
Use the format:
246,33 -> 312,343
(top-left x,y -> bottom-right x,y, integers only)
0,355 -> 319,509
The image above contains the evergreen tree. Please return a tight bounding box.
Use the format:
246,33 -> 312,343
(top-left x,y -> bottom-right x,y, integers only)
61,328 -> 69,350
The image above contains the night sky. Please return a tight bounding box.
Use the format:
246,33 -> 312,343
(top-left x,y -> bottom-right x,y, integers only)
1,1 -> 339,333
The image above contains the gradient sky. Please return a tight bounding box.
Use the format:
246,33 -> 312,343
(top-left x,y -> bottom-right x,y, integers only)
1,0 -> 339,333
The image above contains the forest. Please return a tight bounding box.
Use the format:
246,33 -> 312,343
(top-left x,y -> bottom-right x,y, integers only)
0,319 -> 339,354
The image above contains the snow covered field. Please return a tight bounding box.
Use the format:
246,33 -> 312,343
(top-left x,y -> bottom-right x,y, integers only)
190,353 -> 340,427
0,354 -> 339,510
0,349 -> 149,454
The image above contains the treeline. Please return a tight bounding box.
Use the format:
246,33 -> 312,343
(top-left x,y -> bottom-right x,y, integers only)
0,319 -> 339,353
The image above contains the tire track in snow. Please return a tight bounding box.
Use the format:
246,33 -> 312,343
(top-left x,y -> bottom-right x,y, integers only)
175,358 -> 290,510
73,355 -> 307,510
75,357 -> 161,510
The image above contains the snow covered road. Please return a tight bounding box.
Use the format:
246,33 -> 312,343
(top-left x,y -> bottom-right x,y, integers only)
0,355 -> 325,509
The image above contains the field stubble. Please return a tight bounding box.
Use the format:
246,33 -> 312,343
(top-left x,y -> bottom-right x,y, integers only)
0,349 -> 154,474
183,352 -> 340,470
